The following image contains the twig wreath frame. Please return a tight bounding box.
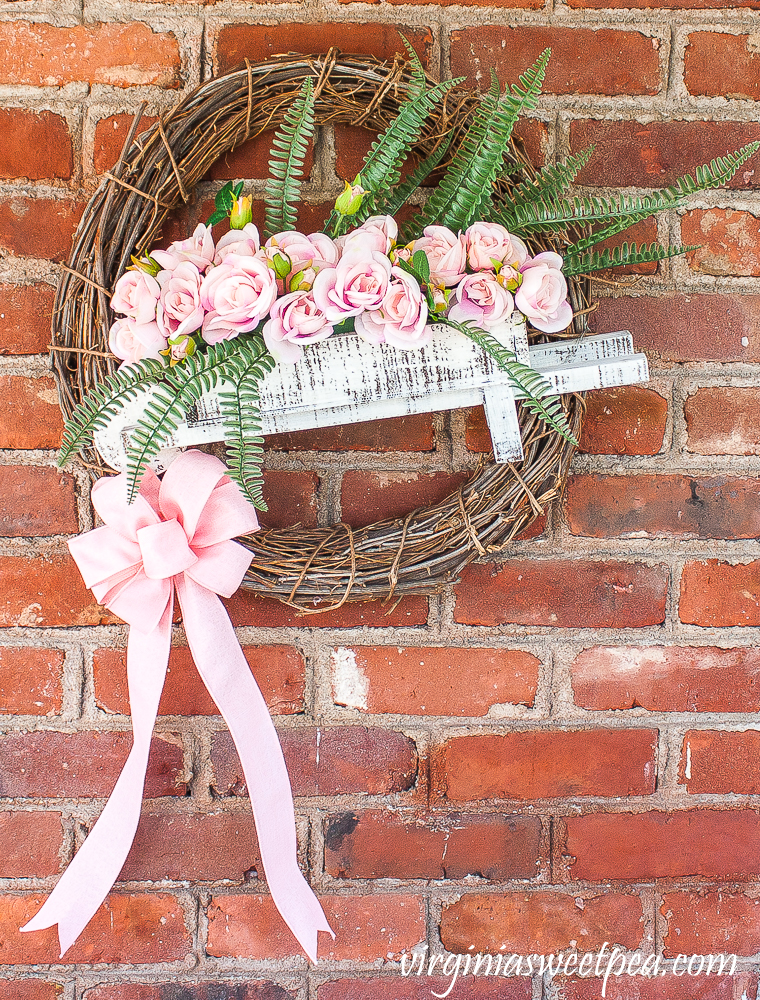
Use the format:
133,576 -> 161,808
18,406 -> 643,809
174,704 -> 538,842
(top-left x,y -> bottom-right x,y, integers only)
51,50 -> 590,611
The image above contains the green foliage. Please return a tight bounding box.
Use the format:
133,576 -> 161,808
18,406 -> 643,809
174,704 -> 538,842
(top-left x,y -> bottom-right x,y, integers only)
206,180 -> 244,227
563,241 -> 699,277
218,343 -> 276,510
59,358 -> 166,467
400,35 -> 428,100
443,318 -> 578,446
374,133 -> 453,222
263,77 -> 316,240
496,146 -> 595,224
416,51 -> 550,233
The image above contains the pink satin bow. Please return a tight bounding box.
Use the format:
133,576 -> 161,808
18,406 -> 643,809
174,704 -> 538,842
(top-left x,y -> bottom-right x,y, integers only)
22,450 -> 333,961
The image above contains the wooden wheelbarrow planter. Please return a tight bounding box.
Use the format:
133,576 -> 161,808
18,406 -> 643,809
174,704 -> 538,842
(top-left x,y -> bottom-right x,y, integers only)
94,319 -> 649,473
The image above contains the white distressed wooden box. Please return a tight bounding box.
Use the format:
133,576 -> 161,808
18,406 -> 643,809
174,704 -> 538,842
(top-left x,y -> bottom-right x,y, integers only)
94,316 -> 649,472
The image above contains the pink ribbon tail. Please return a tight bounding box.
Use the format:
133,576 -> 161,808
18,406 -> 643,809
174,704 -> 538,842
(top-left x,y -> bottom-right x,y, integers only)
176,575 -> 334,960
20,601 -> 173,957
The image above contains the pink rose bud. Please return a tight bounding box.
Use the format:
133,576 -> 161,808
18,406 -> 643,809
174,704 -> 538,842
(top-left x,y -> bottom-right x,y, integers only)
109,318 -> 167,367
355,266 -> 431,350
448,273 -> 515,330
111,270 -> 161,326
414,225 -> 468,287
515,253 -> 573,334
262,291 -> 334,364
465,222 -> 529,272
200,253 -> 278,344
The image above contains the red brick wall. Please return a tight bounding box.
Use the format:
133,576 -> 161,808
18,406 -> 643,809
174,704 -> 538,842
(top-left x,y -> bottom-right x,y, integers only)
1,2 -> 760,998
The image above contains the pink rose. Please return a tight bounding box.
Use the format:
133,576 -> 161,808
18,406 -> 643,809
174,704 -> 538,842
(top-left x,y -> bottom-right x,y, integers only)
156,261 -> 205,339
263,231 -> 338,290
214,223 -> 261,263
111,270 -> 161,326
200,253 -> 278,344
262,291 -> 334,364
312,250 -> 392,322
152,223 -> 215,273
339,215 -> 398,256
465,222 -> 528,272
515,252 -> 573,334
355,266 -> 430,350
109,318 -> 167,366
413,225 -> 468,287
448,273 -> 514,330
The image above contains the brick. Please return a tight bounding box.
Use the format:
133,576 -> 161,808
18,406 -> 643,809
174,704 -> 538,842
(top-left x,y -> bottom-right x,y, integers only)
211,726 -> 417,797
680,730 -> 760,794
571,120 -> 760,189
94,114 -> 158,175
591,294 -> 760,363
0,552 -> 117,627
663,890 -> 760,957
595,217 -> 660,276
0,732 -> 186,798
579,386 -> 667,456
563,810 -> 760,881
0,466 -> 78,537
438,729 -> 656,801
0,23 -> 181,89
85,986 -> 294,1000
215,25 -> 432,74
120,812 -> 261,882
224,590 -> 429,628
319,979 -> 530,1000
687,387 -> 760,455
0,376 -> 63,449
0,110 -> 72,181
0,893 -> 189,964
266,414 -> 435,453
572,645 -> 760,713
441,892 -> 643,954
325,810 -> 540,879
0,647 -> 63,716
454,560 -> 668,628
0,812 -> 62,877
332,645 -> 539,716
565,474 -> 760,539
207,893 -> 424,960
341,471 -> 469,527
450,28 -> 661,96
206,130 -> 313,182
0,283 -> 56,355
94,645 -> 305,717
683,209 -> 760,276
556,974 -> 757,1000
680,560 -> 760,627
258,471 -> 318,529
685,33 -> 760,101
0,984 -> 63,1000
0,198 -> 83,262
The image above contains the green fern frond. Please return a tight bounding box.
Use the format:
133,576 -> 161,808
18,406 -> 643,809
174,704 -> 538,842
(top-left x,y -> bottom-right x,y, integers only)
59,358 -> 166,467
563,241 -> 699,277
401,35 -> 428,100
498,145 -> 596,223
443,317 -> 578,446
218,342 -> 276,510
263,77 -> 316,240
502,143 -> 760,252
375,133 -> 453,221
416,51 -> 551,233
124,338 -> 254,503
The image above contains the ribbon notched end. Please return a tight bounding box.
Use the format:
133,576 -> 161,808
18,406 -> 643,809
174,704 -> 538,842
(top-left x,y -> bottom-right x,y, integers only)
20,912 -> 77,961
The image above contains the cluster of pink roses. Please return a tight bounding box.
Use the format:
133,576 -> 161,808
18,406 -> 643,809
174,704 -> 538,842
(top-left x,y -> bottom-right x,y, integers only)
109,214 -> 572,367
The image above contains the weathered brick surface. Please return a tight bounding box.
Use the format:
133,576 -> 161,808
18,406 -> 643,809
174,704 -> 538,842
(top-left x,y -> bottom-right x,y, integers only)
680,560 -> 760,626
0,553 -> 117,627
685,32 -> 760,100
685,387 -> 760,455
662,890 -> 760,956
0,110 -> 72,181
0,466 -> 78,537
266,414 -> 434,452
0,377 -> 63,449
578,386 -> 668,455
341,471 -> 469,527
683,209 -> 760,277
0,283 -> 56,355
437,729 -> 656,800
0,983 -> 63,1000
0,647 -> 64,716
319,982 -> 530,1000
679,730 -> 760,794
0,198 -> 83,262
0,811 -> 62,878
86,986 -> 294,1000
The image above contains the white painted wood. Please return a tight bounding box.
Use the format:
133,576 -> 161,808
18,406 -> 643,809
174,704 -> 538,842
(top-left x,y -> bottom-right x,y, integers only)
93,321 -> 648,473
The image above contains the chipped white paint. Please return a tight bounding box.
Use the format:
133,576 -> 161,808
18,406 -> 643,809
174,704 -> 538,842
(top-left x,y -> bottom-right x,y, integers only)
331,647 -> 369,710
93,324 -> 649,473
685,741 -> 692,779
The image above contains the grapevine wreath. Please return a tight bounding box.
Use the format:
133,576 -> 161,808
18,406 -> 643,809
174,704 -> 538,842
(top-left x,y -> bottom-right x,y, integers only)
51,47 -> 756,611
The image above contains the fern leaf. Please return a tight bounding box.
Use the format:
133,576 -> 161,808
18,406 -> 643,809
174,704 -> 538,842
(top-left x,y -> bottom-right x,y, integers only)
417,50 -> 551,233
498,145 -> 596,223
401,35 -> 427,100
59,358 -> 166,467
563,241 -> 699,277
263,77 -> 316,240
443,318 -> 578,446
218,342 -> 276,510
375,133 -> 453,220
